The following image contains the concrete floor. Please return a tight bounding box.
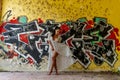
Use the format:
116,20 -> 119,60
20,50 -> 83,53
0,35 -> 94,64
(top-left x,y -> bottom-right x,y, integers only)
0,72 -> 120,80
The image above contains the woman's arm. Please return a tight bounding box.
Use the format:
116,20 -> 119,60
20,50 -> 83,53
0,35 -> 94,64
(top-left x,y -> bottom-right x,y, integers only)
48,40 -> 54,51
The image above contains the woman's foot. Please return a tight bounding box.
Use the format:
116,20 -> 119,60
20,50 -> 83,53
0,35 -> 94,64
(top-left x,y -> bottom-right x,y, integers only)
48,71 -> 52,75
55,72 -> 59,75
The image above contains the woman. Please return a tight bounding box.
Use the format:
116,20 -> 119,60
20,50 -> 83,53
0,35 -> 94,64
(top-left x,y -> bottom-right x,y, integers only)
48,27 -> 74,75
48,27 -> 61,75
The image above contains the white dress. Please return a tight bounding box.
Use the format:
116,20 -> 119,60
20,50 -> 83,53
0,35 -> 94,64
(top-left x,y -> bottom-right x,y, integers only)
48,36 -> 75,71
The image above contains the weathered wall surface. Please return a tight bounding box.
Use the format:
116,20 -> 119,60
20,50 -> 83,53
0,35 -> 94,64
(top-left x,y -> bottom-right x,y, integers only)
0,0 -> 120,72
0,0 -> 2,21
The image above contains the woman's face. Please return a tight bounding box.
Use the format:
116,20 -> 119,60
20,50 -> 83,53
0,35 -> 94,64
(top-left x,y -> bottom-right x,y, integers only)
55,29 -> 60,35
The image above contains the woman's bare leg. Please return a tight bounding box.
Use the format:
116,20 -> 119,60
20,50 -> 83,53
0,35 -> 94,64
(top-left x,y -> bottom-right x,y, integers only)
48,52 -> 58,75
55,59 -> 58,75
48,58 -> 55,75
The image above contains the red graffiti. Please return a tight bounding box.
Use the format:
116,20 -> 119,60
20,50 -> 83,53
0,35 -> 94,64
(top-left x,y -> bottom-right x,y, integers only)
27,57 -> 34,64
0,35 -> 5,41
60,24 -> 70,34
9,17 -> 19,23
66,36 -> 74,48
7,50 -> 18,58
107,27 -> 120,51
96,42 -> 103,46
19,34 -> 29,44
38,18 -> 43,24
84,20 -> 94,30
0,22 -> 7,34
86,51 -> 94,60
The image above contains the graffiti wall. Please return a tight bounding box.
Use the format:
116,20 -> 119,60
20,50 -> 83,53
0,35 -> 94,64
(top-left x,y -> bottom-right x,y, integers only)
0,0 -> 120,72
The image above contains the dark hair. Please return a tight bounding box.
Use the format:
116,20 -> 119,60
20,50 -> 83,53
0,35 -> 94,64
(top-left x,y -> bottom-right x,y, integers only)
52,27 -> 60,37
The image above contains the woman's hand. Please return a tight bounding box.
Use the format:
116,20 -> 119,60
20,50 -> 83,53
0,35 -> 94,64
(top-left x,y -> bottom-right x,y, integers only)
52,48 -> 54,51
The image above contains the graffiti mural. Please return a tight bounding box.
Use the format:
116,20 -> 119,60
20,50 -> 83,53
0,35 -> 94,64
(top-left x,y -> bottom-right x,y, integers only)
0,16 -> 119,70
60,17 -> 118,68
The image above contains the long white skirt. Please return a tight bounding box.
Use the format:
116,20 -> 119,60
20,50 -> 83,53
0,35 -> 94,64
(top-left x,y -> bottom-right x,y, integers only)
47,41 -> 75,71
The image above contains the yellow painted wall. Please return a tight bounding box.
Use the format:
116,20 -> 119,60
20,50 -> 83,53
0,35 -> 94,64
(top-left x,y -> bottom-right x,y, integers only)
0,0 -> 2,21
1,0 -> 120,71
